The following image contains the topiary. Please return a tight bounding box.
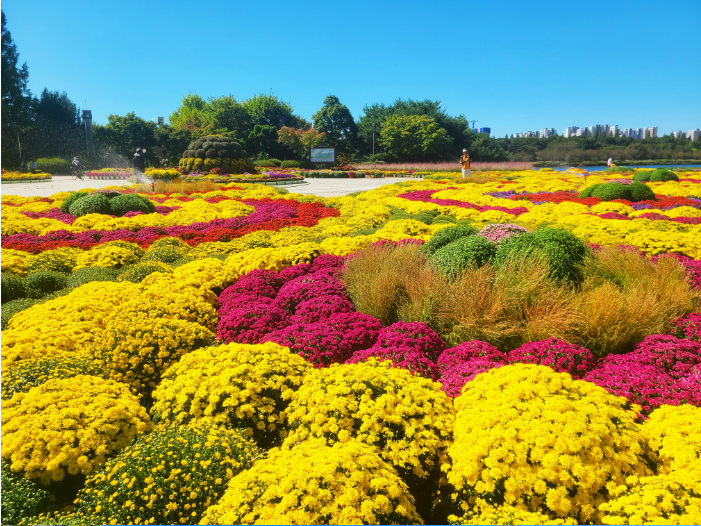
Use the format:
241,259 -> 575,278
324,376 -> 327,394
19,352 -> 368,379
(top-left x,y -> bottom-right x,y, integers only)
1,273 -> 27,303
424,222 -> 479,255
431,235 -> 496,276
591,182 -> 633,201
181,135 -> 254,174
195,148 -> 205,158
108,193 -> 156,216
25,271 -> 68,295
200,440 -> 422,525
448,364 -> 651,524
493,227 -> 589,282
68,193 -> 111,217
59,191 -> 89,214
66,266 -> 118,288
72,424 -> 260,526
628,181 -> 656,202
1,459 -> 53,526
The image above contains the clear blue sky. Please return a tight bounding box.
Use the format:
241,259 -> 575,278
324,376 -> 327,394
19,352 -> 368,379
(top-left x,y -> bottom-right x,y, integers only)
4,0 -> 700,137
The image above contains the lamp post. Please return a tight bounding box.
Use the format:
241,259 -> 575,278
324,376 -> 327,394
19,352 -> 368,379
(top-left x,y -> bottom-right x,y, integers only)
372,122 -> 375,157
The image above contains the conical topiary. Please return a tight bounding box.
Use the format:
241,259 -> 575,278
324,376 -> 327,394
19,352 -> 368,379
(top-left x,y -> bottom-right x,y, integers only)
179,135 -> 255,174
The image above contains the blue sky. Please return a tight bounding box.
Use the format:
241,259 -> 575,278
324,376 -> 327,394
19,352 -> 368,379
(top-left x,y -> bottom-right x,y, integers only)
4,0 -> 700,137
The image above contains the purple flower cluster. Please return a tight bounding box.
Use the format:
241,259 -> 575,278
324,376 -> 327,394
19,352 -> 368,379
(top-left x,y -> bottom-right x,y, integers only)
437,340 -> 505,370
274,274 -> 347,313
678,365 -> 701,405
218,299 -> 291,344
293,295 -> 356,323
440,359 -> 505,398
672,313 -> 701,342
20,208 -> 77,224
507,338 -> 596,378
601,335 -> 701,380
477,223 -> 529,244
397,190 -> 530,217
347,346 -> 440,380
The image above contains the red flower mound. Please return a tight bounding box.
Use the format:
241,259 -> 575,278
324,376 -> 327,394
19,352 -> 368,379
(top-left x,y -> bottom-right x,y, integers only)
437,340 -> 505,371
217,301 -> 291,345
507,338 -> 596,378
439,359 -> 505,398
274,274 -> 347,313
346,348 -> 440,380
371,321 -> 446,360
324,312 -> 384,354
262,321 -> 352,367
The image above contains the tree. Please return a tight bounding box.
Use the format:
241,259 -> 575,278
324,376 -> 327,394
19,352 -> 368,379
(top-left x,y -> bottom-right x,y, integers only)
93,113 -> 158,164
277,126 -> 326,160
241,93 -> 300,129
154,125 -> 194,165
247,124 -> 283,159
312,95 -> 359,155
379,115 -> 453,160
34,89 -> 80,125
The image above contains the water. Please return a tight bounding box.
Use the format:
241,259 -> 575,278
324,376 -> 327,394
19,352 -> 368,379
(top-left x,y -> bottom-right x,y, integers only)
551,164 -> 701,172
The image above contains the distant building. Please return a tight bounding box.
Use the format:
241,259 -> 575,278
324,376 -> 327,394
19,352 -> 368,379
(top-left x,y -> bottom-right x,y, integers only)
576,128 -> 588,137
539,128 -> 557,138
689,129 -> 701,141
610,125 -> 618,136
647,126 -> 658,138
477,127 -> 491,135
672,130 -> 685,138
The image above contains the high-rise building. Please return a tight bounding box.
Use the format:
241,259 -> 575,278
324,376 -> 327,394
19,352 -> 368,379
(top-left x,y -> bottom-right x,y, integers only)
647,126 -> 658,138
689,129 -> 701,141
610,125 -> 618,136
635,128 -> 645,139
576,128 -> 588,137
539,128 -> 557,138
563,126 -> 579,138
477,127 -> 491,135
672,131 -> 684,138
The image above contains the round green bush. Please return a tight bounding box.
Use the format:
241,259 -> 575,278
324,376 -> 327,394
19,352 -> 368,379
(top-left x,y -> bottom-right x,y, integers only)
59,191 -> 89,214
649,169 -> 679,182
628,181 -> 656,202
1,298 -> 42,330
280,160 -> 303,169
431,235 -> 496,276
432,215 -> 458,225
25,271 -> 69,294
424,223 -> 478,255
142,245 -> 189,264
116,262 -> 171,283
206,148 -> 218,158
591,182 -> 633,201
195,149 -> 206,159
68,193 -> 112,217
149,237 -> 190,251
66,267 -> 118,288
108,194 -> 156,217
1,273 -> 27,303
578,184 -> 603,199
26,251 -> 75,274
493,227 -> 589,282
1,460 -> 52,525
255,159 -> 282,167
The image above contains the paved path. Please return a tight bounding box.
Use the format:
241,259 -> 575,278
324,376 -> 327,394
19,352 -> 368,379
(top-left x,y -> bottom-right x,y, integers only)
1,176 -> 421,198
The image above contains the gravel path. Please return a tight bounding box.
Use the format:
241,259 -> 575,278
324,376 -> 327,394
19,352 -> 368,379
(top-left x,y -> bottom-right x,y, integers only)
1,176 -> 421,198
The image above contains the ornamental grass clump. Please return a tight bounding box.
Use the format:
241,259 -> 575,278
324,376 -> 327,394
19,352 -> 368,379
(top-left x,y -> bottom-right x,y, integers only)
448,364 -> 651,523
507,338 -> 595,378
199,440 -> 422,525
72,424 -> 261,526
639,404 -> 701,475
1,355 -> 107,401
98,317 -> 214,395
1,375 -> 152,483
151,342 -> 310,447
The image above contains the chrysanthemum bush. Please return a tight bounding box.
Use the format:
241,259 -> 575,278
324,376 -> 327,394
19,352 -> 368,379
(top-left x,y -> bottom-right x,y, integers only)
199,440 -> 422,525
1,375 -> 152,483
70,424 -> 261,526
639,404 -> 701,474
151,342 -> 310,447
347,346 -> 440,380
447,364 -> 651,524
439,359 -> 505,398
1,459 -> 52,526
672,312 -> 701,341
451,499 -> 576,525
507,338 -> 596,378
217,300 -> 291,344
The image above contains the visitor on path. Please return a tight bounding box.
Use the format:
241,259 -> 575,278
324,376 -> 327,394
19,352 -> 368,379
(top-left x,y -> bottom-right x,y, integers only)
607,157 -> 613,169
133,148 -> 146,175
72,156 -> 83,179
20,160 -> 27,172
460,149 -> 471,178
161,158 -> 170,168
30,160 -> 36,172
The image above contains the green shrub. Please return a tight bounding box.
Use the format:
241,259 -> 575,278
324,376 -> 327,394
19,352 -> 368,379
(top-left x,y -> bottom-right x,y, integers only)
632,171 -> 651,182
431,235 -> 496,276
59,192 -> 89,214
66,267 -> 118,288
26,252 -> 75,274
578,184 -> 602,199
432,215 -> 457,225
493,227 -> 589,282
649,169 -> 679,182
1,460 -> 52,525
280,160 -> 303,169
25,271 -> 69,294
68,193 -> 111,217
149,237 -> 190,251
108,193 -> 156,216
116,262 -> 171,283
34,157 -> 69,174
413,210 -> 439,225
274,187 -> 290,195
255,159 -> 282,167
1,273 -> 27,303
591,182 -> 633,201
628,181 -> 656,202
2,298 -> 40,330
2,355 -> 107,401
424,223 -> 478,255
142,245 -> 189,265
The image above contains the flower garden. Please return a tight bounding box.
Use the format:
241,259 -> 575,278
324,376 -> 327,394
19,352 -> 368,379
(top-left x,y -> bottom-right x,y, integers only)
1,166 -> 701,525
1,171 -> 52,184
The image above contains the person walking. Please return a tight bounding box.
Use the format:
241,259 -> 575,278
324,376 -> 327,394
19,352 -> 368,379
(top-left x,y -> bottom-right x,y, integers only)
133,148 -> 146,176
607,157 -> 613,169
460,149 -> 471,178
20,160 -> 27,172
30,160 -> 36,172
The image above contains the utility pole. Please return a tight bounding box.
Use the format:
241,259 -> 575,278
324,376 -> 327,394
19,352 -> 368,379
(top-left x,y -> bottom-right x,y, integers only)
372,122 -> 375,156
17,132 -> 22,160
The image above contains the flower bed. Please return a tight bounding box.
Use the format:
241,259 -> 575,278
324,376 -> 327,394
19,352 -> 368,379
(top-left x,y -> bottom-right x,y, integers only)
1,169 -> 700,525
1,171 -> 52,183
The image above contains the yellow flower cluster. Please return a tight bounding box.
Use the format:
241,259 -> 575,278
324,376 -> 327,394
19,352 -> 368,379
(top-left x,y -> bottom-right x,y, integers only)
1,171 -> 51,180
98,316 -> 214,395
199,439 -> 422,525
284,358 -> 455,479
1,375 -> 151,483
74,242 -> 143,269
72,424 -> 261,525
640,404 -> 701,474
448,364 -> 650,523
151,342 -> 310,446
451,498 -> 577,525
112,290 -> 218,332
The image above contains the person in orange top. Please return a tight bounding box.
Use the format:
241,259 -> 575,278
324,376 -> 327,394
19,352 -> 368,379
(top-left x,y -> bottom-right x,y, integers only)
460,149 -> 471,178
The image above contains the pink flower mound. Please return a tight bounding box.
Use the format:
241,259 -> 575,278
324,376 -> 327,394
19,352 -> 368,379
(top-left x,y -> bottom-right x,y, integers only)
602,335 -> 701,380
440,359 -> 505,398
274,274 -> 347,313
507,338 -> 595,378
672,313 -> 701,342
372,321 -> 446,360
219,294 -> 273,316
279,263 -> 313,281
312,254 -> 346,272
677,365 -> 701,406
293,295 -> 356,323
584,363 -> 685,413
437,340 -> 505,371
262,322 -> 352,367
478,223 -> 529,244
324,312 -> 383,354
232,269 -> 286,292
217,302 -> 291,344
346,348 -> 440,380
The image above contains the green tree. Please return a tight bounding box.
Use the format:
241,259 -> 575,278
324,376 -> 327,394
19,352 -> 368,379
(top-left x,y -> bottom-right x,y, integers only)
93,113 -> 158,164
247,124 -> 283,159
379,114 -> 453,160
312,95 -> 359,155
241,93 -> 299,129
154,125 -> 194,165
34,89 -> 80,125
277,126 -> 326,160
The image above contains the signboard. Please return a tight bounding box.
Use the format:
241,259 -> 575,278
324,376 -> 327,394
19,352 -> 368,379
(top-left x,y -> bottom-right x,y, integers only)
310,146 -> 335,163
